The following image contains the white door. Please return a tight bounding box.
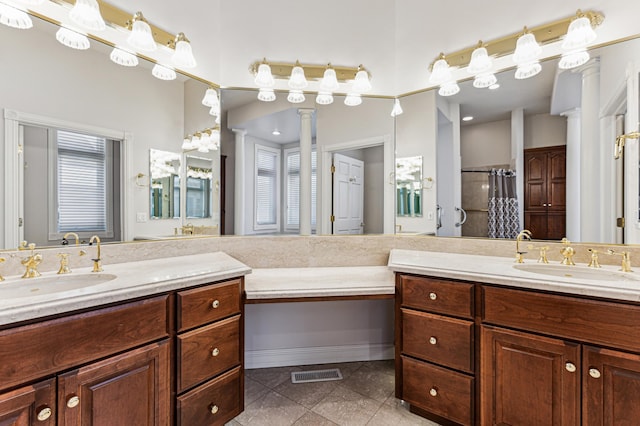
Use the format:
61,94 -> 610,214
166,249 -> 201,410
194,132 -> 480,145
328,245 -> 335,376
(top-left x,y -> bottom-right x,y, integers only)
332,153 -> 364,234
624,65 -> 640,244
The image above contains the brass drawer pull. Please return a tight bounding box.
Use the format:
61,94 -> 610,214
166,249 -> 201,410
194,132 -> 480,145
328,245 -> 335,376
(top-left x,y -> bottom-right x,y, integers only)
37,406 -> 52,421
429,337 -> 437,345
429,387 -> 438,397
210,404 -> 219,414
66,395 -> 80,408
589,368 -> 601,379
565,362 -> 576,373
429,292 -> 437,301
212,300 -> 220,309
212,347 -> 220,357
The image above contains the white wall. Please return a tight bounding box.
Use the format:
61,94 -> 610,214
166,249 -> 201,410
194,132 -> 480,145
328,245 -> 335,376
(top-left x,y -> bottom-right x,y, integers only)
524,113 -> 567,149
461,119 -> 512,169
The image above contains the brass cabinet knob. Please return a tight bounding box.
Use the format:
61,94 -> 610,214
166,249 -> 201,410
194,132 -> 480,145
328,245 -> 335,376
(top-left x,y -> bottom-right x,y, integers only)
429,337 -> 437,345
66,395 -> 80,408
37,406 -> 52,421
210,404 -> 219,414
212,300 -> 220,309
589,368 -> 602,379
429,292 -> 437,301
212,347 -> 220,357
429,387 -> 438,397
565,362 -> 577,373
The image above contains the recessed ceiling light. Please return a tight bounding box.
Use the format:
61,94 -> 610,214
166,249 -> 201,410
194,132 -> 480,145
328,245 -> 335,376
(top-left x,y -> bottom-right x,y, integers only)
462,116 -> 474,122
488,83 -> 500,90
272,129 -> 281,136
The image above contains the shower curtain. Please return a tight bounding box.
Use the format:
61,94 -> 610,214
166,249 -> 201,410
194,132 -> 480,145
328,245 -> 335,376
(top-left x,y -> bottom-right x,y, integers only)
488,169 -> 520,239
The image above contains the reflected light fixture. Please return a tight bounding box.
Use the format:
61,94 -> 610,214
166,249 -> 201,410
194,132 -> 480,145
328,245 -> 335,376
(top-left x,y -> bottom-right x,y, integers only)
352,66 -> 372,93
171,32 -> 197,69
110,47 -> 138,67
209,105 -> 220,117
287,90 -> 305,104
344,93 -> 362,106
56,27 -> 90,50
201,87 -> 220,108
152,63 -> 176,80
127,12 -> 157,52
513,30 -> 542,79
258,88 -> 276,102
316,92 -> 334,105
0,4 -> 33,29
69,0 -> 106,32
390,99 -> 403,117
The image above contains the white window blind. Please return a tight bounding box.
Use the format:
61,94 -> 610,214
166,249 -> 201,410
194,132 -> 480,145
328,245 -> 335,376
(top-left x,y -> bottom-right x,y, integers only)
255,145 -> 280,229
285,148 -> 316,230
56,130 -> 109,233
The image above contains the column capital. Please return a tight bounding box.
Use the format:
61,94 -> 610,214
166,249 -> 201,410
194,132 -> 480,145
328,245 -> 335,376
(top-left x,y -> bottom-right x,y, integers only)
560,108 -> 581,119
231,128 -> 247,136
297,108 -> 315,118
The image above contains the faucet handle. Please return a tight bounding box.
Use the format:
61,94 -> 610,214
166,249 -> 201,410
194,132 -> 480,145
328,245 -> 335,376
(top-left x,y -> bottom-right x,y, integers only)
57,253 -> 71,274
587,249 -> 601,268
528,245 -> 550,264
607,249 -> 632,272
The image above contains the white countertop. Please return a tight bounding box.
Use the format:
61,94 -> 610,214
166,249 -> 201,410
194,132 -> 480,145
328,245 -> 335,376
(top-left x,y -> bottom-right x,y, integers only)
245,266 -> 395,300
388,249 -> 640,303
0,252 -> 251,326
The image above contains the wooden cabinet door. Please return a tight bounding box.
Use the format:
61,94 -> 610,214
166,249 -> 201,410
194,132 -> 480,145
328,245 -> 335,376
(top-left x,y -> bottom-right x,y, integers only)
57,340 -> 170,426
481,326 -> 579,426
0,379 -> 55,426
524,152 -> 547,211
583,346 -> 640,426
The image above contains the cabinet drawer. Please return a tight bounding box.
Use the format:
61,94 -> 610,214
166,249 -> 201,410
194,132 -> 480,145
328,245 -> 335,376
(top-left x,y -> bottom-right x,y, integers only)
402,356 -> 473,426
402,309 -> 474,373
177,315 -> 240,392
177,279 -> 241,331
0,378 -> 55,426
401,275 -> 473,319
177,366 -> 241,426
483,286 -> 640,353
0,296 -> 168,390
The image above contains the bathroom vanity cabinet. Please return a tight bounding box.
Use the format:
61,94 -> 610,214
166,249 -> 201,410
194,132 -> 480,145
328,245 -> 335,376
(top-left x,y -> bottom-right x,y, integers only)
0,276 -> 244,426
396,272 -> 640,426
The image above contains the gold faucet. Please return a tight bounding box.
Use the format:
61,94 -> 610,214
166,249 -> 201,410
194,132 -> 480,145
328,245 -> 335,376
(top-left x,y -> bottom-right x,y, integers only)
515,230 -> 532,263
20,242 -> 42,278
560,238 -> 575,266
0,257 -> 5,281
182,223 -> 195,235
607,249 -> 632,272
528,244 -> 549,263
58,232 -> 87,274
63,232 -> 80,246
587,249 -> 601,268
89,235 -> 103,272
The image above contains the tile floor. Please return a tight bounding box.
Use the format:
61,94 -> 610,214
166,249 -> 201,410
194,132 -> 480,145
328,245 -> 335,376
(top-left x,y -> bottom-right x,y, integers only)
226,360 -> 441,426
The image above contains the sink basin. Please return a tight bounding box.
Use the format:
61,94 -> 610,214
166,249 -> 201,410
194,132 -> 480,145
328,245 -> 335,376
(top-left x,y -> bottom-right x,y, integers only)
513,263 -> 640,282
1,273 -> 117,298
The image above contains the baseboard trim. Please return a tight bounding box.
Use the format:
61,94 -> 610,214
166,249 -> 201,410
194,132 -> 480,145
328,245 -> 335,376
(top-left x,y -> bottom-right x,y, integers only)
245,343 -> 394,369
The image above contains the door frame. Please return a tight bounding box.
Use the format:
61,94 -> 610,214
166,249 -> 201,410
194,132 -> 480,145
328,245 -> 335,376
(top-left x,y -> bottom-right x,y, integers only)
317,135 -> 394,235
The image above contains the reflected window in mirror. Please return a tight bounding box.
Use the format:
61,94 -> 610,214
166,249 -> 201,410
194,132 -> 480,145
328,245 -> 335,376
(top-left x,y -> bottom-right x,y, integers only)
255,144 -> 281,231
396,156 -> 423,217
149,149 -> 181,220
22,125 -> 121,246
285,147 -> 317,232
185,155 -> 213,218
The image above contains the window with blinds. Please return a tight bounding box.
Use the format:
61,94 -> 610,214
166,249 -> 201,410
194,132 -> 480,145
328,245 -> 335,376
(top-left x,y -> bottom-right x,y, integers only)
285,148 -> 316,230
255,145 -> 280,230
54,129 -> 114,237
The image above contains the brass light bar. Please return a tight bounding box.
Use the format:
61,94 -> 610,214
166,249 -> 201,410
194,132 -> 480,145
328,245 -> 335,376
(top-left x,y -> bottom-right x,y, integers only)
249,60 -> 370,81
433,9 -> 604,69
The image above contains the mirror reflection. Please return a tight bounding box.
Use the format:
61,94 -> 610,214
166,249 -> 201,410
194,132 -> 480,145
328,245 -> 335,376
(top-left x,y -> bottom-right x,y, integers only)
149,149 -> 181,220
185,155 -> 213,219
396,156 -> 423,217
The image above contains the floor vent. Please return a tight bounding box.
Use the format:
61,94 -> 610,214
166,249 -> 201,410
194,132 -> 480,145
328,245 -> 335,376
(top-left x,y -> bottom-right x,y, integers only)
291,368 -> 343,384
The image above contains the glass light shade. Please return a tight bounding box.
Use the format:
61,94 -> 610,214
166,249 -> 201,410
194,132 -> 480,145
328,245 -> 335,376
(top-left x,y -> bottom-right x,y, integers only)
257,88 -> 276,102
110,47 -> 138,67
287,90 -> 305,104
429,58 -> 453,85
315,92 -> 334,105
514,62 -> 541,79
558,49 -> 590,69
215,114 -> 221,125
14,0 -> 44,4
151,64 -> 176,80
513,33 -> 542,65
473,72 -> 497,89
182,136 -> 193,150
201,88 -> 219,107
0,4 -> 33,29
562,16 -> 597,50
127,15 -> 157,52
390,99 -> 403,117
210,130 -> 220,149
438,81 -> 460,97
209,105 -> 220,117
197,145 -> 209,153
56,27 -> 90,50
69,0 -> 106,32
254,63 -> 275,87
171,38 -> 197,69
344,93 -> 362,107
320,68 -> 339,92
352,69 -> 372,93
288,65 -> 308,89
467,47 -> 492,75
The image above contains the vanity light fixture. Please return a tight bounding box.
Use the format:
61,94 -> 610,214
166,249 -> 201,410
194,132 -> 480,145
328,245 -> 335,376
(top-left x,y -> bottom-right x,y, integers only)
254,61 -> 275,88
151,63 -> 177,80
513,30 -> 542,79
126,12 -> 157,52
13,0 -> 45,5
320,66 -> 340,92
559,11 -> 597,69
0,3 -> 33,29
183,127 -> 220,152
315,92 -> 334,105
258,88 -> 276,102
69,0 -> 105,32
288,61 -> 308,90
201,87 -> 220,108
55,27 -> 90,50
344,93 -> 362,107
467,43 -> 497,88
352,66 -> 372,93
429,55 -> 460,97
287,90 -> 305,104
110,47 -> 138,67
390,98 -> 403,117
171,32 -> 197,69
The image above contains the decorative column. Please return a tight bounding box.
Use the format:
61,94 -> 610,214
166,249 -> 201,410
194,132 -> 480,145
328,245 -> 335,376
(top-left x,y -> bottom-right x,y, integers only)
579,59 -> 600,242
298,109 -> 315,235
561,109 -> 581,242
232,129 -> 247,235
